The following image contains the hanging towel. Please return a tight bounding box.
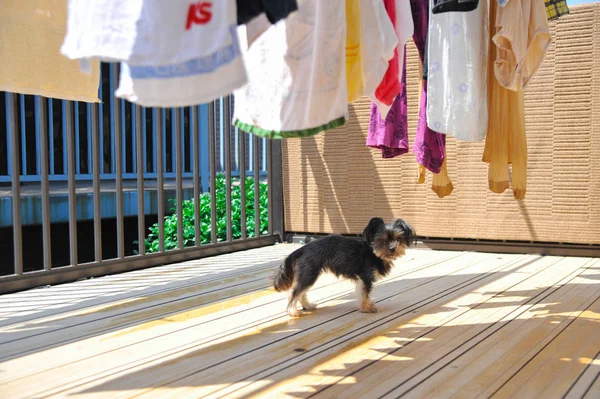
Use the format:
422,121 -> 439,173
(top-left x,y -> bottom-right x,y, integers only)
426,0 -> 489,141
233,0 -> 348,139
116,25 -> 247,107
360,0 -> 398,104
494,0 -> 551,91
236,0 -> 298,25
346,0 -> 364,102
61,0 -> 237,67
0,0 -> 100,102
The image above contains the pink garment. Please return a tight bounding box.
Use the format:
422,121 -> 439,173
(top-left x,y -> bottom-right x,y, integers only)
368,0 -> 446,173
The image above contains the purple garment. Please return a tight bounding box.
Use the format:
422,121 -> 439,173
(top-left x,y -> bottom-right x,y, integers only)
411,0 -> 445,173
367,0 -> 446,173
367,47 -> 408,159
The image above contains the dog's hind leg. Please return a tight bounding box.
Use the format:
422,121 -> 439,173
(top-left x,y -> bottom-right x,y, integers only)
287,263 -> 319,317
356,278 -> 377,313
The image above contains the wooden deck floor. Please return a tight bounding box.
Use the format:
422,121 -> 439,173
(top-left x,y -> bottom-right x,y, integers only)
1,245 -> 600,398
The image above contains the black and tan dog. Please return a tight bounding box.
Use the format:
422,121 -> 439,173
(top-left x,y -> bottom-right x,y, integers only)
273,217 -> 415,317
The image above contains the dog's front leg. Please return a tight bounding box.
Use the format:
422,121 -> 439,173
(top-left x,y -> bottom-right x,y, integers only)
356,279 -> 377,313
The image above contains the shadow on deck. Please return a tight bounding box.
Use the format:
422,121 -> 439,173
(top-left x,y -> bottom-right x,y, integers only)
0,245 -> 599,398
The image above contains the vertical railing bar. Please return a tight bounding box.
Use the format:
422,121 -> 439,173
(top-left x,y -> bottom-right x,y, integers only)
267,138 -> 273,236
121,98 -> 126,175
48,99 -> 55,175
173,108 -> 184,249
19,95 -> 27,176
7,93 -> 23,274
181,107 -> 186,174
224,96 -> 232,242
91,100 -> 102,263
34,97 -> 41,177
99,67 -> 105,175
219,98 -> 224,171
253,135 -> 260,238
155,108 -> 165,252
208,102 -> 217,244
262,137 -> 267,172
109,67 -> 115,174
152,107 -> 157,175
37,97 -> 52,270
270,140 -> 285,242
233,100 -> 239,173
192,106 -> 201,246
132,104 -> 137,174
248,130 -> 253,173
143,107 -> 148,174
87,103 -> 93,175
238,123 -> 247,240
61,101 -> 68,175
74,101 -> 80,174
65,101 -> 78,266
162,108 -> 167,173
171,108 -> 176,174
112,64 -> 125,258
136,105 -> 145,256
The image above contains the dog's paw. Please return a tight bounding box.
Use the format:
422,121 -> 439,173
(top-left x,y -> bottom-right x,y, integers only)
287,308 -> 303,317
302,303 -> 317,311
359,303 -> 378,313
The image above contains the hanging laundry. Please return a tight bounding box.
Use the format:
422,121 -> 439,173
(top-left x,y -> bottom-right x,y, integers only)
61,0 -> 237,67
367,50 -> 409,158
431,0 -> 479,14
236,0 -> 298,25
494,0 -> 551,91
360,0 -> 398,103
366,0 -> 412,157
0,0 -> 100,102
484,0 -> 531,200
233,0 -> 347,139
426,0 -> 489,141
545,0 -> 569,20
346,0 -> 364,102
373,0 -> 402,118
115,25 -> 247,107
410,0 -> 447,175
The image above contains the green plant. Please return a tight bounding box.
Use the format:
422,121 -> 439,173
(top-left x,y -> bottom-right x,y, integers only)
142,174 -> 269,253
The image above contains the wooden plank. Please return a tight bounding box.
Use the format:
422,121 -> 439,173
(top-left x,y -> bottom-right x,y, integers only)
400,259 -> 600,399
490,277 -> 600,397
87,253 -> 524,399
0,251 -> 454,398
229,255 -> 572,399
382,258 -> 598,399
30,251 -> 482,399
564,350 -> 600,398
0,244 -> 301,328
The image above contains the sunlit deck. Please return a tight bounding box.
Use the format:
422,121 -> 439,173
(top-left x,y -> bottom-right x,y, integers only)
1,245 -> 599,398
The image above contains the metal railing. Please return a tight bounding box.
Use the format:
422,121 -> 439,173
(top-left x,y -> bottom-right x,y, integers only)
0,64 -> 284,294
0,64 -> 268,186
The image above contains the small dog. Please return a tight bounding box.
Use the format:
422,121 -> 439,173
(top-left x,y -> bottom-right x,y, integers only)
273,217 -> 415,317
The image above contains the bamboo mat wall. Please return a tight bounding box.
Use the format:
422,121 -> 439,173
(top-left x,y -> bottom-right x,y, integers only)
282,4 -> 600,245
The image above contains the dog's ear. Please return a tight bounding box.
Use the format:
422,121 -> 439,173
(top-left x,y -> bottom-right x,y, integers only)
363,217 -> 385,243
393,218 -> 416,247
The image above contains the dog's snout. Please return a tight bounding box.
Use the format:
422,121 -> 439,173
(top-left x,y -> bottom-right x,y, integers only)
388,243 -> 397,252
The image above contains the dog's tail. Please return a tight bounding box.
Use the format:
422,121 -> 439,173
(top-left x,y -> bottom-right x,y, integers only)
273,253 -> 296,292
